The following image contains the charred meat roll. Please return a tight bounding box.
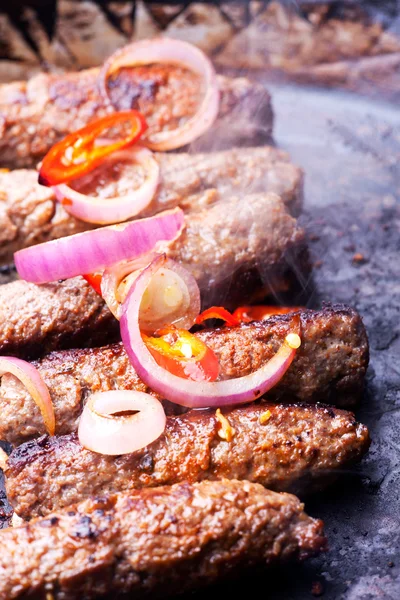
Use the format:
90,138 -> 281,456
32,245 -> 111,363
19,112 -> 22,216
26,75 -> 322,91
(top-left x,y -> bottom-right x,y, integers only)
0,480 -> 326,600
0,64 -> 273,168
0,191 -> 308,360
5,403 -> 370,520
0,146 -> 303,264
0,305 -> 368,445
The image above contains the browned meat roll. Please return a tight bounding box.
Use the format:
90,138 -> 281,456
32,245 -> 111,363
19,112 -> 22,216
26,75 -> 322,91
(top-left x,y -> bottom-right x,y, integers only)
0,64 -> 273,168
5,402 -> 369,520
0,305 -> 368,446
0,191 -> 308,360
0,146 -> 302,264
0,480 -> 326,600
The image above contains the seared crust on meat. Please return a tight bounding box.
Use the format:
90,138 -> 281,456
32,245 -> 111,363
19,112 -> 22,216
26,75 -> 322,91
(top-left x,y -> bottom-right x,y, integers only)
166,192 -> 307,308
5,403 -> 370,519
0,277 -> 119,361
198,303 -> 369,407
0,191 -> 307,360
0,480 -> 326,600
0,147 -> 303,264
0,65 -> 273,168
0,305 -> 368,445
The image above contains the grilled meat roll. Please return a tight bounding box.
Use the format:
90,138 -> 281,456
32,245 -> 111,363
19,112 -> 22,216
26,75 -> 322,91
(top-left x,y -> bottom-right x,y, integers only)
0,63 -> 273,168
0,146 -> 302,264
0,480 -> 326,600
0,191 -> 307,360
0,305 -> 368,445
5,402 -> 370,520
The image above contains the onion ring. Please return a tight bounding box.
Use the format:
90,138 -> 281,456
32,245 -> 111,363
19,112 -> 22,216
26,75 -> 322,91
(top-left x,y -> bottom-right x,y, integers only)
99,38 -> 220,151
53,147 -> 160,225
0,357 -> 55,435
14,208 -> 184,284
101,254 -> 200,332
78,390 -> 166,456
120,254 -> 301,408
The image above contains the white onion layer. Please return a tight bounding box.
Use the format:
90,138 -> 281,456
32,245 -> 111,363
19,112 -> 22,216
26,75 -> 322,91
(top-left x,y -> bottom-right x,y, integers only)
78,390 -> 166,456
101,254 -> 200,332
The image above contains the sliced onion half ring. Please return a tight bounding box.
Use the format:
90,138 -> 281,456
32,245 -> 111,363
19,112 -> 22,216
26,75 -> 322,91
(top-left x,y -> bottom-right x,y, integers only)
14,207 -> 184,284
120,254 -> 302,409
0,357 -> 55,435
53,147 -> 160,225
78,390 -> 166,455
99,38 -> 220,151
101,254 -> 200,332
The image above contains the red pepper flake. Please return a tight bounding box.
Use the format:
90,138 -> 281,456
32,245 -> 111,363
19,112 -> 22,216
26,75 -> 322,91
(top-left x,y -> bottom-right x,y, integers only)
83,273 -> 103,296
259,409 -> 272,425
311,581 -> 324,597
352,253 -> 368,265
215,408 -> 235,442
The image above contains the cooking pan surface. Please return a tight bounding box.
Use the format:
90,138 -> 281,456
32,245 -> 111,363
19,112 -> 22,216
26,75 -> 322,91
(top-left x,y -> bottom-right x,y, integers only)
1,83 -> 399,598
274,85 -> 400,599
188,85 -> 400,599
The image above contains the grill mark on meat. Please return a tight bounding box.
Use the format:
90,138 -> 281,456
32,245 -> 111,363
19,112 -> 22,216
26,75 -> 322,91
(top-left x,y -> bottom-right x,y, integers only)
106,65 -> 203,136
0,146 -> 303,264
5,402 -> 370,520
0,305 -> 369,446
0,480 -> 326,599
0,65 -> 273,168
0,191 -> 308,360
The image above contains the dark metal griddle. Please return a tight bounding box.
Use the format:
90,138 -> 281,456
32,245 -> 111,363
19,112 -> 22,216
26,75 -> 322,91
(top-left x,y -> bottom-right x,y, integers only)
0,84 -> 399,600
270,84 -> 400,598
182,85 -> 400,598
214,85 -> 400,599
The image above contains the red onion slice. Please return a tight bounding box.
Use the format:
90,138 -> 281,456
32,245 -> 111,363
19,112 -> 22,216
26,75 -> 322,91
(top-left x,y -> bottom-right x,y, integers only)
138,259 -> 201,333
100,255 -> 151,320
0,357 -> 55,435
53,147 -> 160,225
78,390 -> 166,455
120,255 -> 301,408
14,208 -> 184,284
101,254 -> 200,332
99,38 -> 220,151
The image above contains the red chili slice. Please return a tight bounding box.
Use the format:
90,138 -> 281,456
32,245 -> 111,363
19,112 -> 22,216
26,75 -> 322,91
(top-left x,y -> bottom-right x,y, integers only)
143,327 -> 220,382
196,305 -> 303,327
38,111 -> 147,187
232,305 -> 303,323
83,273 -> 103,296
195,306 -> 239,327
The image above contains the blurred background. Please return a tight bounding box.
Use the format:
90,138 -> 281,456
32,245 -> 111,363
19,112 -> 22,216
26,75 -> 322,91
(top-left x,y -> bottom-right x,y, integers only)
1,1 -> 400,101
